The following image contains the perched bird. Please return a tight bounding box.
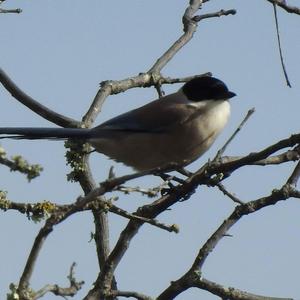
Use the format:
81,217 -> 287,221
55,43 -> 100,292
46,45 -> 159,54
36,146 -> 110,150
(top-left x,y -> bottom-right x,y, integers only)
0,76 -> 236,171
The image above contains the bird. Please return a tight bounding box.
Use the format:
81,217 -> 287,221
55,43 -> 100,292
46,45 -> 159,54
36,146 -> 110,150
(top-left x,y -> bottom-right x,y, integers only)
0,76 -> 236,171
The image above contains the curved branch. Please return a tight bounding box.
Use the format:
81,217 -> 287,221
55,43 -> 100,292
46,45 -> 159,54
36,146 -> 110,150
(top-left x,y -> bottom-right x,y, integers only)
0,68 -> 80,128
34,263 -> 84,299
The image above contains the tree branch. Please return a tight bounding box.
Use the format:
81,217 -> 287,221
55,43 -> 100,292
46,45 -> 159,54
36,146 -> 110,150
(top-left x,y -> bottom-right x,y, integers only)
211,133 -> 300,174
34,263 -> 84,299
214,182 -> 244,204
156,182 -> 298,299
110,290 -> 153,300
194,277 -> 293,300
0,68 -> 80,128
219,147 -> 300,166
0,8 -> 21,13
272,3 -> 291,87
266,0 -> 300,15
286,161 -> 300,187
0,148 -> 43,181
83,0 -> 236,126
148,0 -> 203,73
215,108 -> 255,160
193,9 -> 236,22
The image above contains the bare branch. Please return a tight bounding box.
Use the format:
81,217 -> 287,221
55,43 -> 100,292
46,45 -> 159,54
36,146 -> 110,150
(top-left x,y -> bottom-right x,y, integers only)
211,133 -> 300,174
0,68 -> 80,128
193,185 -> 295,269
149,0 -> 203,73
0,8 -> 21,13
194,277 -> 293,300
160,73 -> 212,85
267,0 -> 300,15
215,108 -> 255,160
193,9 -> 236,22
272,3 -> 292,87
214,182 -> 244,204
64,143 -> 112,279
110,290 -> 153,300
156,182 -> 297,299
220,147 -> 300,166
116,183 -> 168,198
286,161 -> 300,187
108,203 -> 179,233
18,221 -> 54,296
34,263 -> 84,299
79,0 -> 210,124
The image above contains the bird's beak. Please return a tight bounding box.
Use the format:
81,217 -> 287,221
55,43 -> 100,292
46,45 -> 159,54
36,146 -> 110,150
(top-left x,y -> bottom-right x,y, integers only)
227,91 -> 236,99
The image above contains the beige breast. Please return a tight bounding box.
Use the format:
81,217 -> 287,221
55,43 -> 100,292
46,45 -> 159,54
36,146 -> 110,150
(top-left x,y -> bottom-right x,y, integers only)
90,100 -> 230,171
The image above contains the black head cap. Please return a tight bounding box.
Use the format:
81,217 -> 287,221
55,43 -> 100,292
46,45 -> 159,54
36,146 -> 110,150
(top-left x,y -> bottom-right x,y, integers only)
182,76 -> 236,101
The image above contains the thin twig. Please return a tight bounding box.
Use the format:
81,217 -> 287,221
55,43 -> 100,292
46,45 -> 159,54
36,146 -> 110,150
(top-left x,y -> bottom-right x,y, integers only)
287,161 -> 300,187
193,9 -> 236,22
0,8 -> 22,13
34,263 -> 84,299
273,3 -> 292,87
107,203 -> 179,233
116,183 -> 168,198
214,108 -> 255,160
215,182 -> 244,204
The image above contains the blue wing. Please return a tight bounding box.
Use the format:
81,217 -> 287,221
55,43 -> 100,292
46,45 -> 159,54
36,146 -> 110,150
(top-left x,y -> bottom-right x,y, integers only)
92,94 -> 195,134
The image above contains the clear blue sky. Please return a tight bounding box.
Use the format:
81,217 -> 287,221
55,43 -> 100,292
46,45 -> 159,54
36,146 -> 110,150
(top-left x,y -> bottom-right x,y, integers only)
1,1 -> 300,299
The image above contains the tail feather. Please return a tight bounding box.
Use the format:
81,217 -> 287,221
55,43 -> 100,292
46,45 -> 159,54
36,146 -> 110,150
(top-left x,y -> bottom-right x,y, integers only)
0,127 -> 92,140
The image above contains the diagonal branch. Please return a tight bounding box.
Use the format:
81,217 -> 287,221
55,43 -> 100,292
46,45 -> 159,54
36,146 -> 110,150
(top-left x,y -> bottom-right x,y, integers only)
194,277 -> 293,300
266,0 -> 300,15
286,161 -> 300,187
148,0 -> 203,73
156,181 -> 299,299
83,0 -> 236,126
220,147 -> 300,166
212,133 -> 300,174
0,68 -> 80,128
215,108 -> 255,160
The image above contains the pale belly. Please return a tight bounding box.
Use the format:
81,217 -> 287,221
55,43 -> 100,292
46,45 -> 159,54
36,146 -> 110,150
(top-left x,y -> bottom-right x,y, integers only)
90,101 -> 230,171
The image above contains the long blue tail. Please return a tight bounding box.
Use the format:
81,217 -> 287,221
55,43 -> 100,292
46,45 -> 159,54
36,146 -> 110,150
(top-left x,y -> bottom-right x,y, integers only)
0,127 -> 92,140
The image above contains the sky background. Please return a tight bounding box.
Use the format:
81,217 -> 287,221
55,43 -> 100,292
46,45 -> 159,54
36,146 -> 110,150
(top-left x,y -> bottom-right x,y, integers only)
0,0 -> 300,299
